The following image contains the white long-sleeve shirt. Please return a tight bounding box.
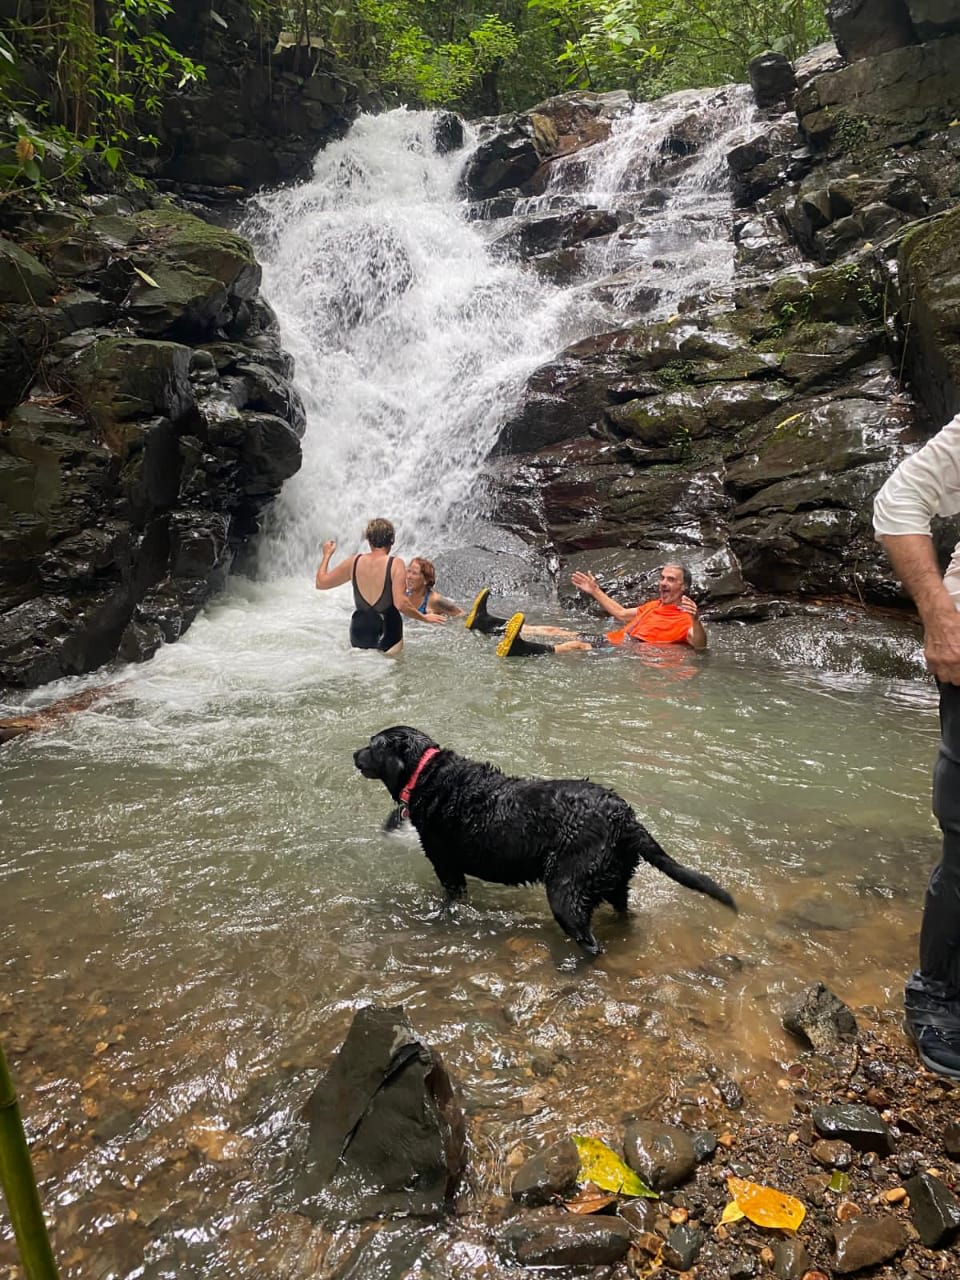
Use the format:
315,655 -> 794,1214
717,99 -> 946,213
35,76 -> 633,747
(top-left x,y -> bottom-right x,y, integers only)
873,410 -> 960,607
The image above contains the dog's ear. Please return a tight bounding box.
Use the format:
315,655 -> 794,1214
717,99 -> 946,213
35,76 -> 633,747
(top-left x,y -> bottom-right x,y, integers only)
383,805 -> 405,832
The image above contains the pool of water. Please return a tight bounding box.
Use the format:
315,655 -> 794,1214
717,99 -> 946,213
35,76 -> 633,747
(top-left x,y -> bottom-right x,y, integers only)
0,580 -> 939,1277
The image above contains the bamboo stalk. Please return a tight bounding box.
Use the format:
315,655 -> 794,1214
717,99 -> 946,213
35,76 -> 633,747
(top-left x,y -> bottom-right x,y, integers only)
0,1041 -> 60,1280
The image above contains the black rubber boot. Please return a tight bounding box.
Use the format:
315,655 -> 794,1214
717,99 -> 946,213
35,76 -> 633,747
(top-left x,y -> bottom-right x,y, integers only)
464,587 -> 508,635
496,613 -> 555,657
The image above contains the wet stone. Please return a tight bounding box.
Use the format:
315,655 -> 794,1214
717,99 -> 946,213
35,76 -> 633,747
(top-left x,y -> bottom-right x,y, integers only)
832,1216 -> 908,1273
498,1213 -> 632,1268
811,1139 -> 854,1169
812,1104 -> 894,1154
662,1223 -> 703,1270
943,1122 -> 960,1159
729,1250 -> 759,1278
511,1138 -> 580,1206
904,1171 -> 960,1248
782,982 -> 858,1053
618,1198 -> 658,1233
623,1120 -> 698,1190
692,1130 -> 718,1162
772,1235 -> 813,1280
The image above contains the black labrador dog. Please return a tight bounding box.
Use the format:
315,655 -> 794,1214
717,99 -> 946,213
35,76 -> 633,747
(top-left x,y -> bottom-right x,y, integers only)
353,725 -> 736,955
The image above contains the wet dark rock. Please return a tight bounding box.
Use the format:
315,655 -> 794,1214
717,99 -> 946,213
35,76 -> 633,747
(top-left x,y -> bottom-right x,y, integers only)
728,1251 -> 759,1278
294,1005 -> 466,1220
714,1076 -> 745,1110
511,1138 -> 580,1206
662,1223 -> 704,1269
782,982 -> 859,1052
623,1120 -> 697,1190
0,196 -> 305,692
748,51 -> 797,109
461,123 -> 542,201
811,1138 -> 855,1168
906,0 -> 960,40
772,1235 -> 813,1279
812,1104 -> 895,1153
432,111 -> 464,155
942,1121 -> 960,1159
619,1198 -> 658,1232
0,239 -> 57,305
498,1213 -> 632,1268
898,207 -> 960,427
832,1214 -> 908,1271
493,208 -> 618,260
825,0 -> 918,62
691,1130 -> 718,1163
904,1171 -> 960,1247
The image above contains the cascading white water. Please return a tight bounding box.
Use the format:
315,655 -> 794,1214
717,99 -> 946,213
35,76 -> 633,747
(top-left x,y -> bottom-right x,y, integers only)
244,109 -> 601,579
243,93 -> 755,582
533,87 -> 757,320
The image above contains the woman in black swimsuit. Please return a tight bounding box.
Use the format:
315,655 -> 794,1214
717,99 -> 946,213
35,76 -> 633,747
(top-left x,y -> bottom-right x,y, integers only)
315,518 -> 445,654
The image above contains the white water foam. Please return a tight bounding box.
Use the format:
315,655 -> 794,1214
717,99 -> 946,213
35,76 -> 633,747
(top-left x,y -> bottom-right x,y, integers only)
243,108 -> 602,579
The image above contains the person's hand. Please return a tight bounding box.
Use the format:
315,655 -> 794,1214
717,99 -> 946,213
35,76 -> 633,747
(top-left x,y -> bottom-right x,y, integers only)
924,607 -> 960,684
571,570 -> 599,598
321,539 -> 336,560
424,612 -> 446,624
679,595 -> 699,617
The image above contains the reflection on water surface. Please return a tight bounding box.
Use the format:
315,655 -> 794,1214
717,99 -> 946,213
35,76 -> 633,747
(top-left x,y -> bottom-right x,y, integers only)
0,585 -> 940,1276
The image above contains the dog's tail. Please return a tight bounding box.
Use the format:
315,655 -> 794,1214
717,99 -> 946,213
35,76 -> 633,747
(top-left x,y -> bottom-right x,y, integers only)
630,826 -> 737,912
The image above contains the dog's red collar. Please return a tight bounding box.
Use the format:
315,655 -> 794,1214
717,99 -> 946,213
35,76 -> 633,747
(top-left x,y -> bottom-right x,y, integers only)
399,746 -> 439,810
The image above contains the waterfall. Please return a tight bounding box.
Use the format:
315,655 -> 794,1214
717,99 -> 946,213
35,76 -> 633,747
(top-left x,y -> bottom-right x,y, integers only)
243,110 -> 592,579
243,92 -> 756,580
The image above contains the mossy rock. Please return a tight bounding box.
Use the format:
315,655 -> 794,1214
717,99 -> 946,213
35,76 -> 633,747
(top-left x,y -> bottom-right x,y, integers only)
0,240 -> 57,305
131,207 -> 261,297
898,206 -> 960,425
52,336 -> 195,438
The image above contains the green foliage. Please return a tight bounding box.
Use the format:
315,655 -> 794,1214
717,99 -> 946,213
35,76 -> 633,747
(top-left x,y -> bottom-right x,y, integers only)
525,0 -> 827,96
0,0 -> 204,193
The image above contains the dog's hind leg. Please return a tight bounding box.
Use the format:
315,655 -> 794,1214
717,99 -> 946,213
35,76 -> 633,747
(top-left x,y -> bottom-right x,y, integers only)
603,881 -> 630,914
545,876 -> 602,955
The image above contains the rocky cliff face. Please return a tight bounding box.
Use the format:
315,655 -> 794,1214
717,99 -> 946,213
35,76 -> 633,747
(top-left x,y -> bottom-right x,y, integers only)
0,0 -> 377,695
0,198 -> 305,690
469,3 -> 960,617
146,0 -> 378,199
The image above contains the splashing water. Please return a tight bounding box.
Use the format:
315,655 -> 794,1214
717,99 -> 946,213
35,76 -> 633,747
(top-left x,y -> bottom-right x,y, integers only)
243,94 -> 754,581
244,109 -> 599,578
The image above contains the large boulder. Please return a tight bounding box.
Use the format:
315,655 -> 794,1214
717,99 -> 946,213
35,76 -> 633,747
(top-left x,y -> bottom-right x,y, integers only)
897,207 -> 960,427
294,1006 -> 466,1220
796,36 -> 960,150
826,0 -> 917,61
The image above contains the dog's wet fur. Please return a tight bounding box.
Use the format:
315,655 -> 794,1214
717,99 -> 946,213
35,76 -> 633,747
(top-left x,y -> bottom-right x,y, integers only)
354,726 -> 736,955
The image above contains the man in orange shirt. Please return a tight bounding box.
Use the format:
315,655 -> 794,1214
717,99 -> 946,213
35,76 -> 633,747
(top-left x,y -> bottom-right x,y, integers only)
492,563 -> 707,657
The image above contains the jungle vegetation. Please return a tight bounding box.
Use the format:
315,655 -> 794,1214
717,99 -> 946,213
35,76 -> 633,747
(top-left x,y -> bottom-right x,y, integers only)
0,0 -> 828,188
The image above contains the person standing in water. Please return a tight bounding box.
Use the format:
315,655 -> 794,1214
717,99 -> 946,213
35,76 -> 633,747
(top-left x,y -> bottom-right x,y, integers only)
315,518 -> 445,655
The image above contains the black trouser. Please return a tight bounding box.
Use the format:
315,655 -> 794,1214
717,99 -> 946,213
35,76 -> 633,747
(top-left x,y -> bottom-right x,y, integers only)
906,680 -> 960,1011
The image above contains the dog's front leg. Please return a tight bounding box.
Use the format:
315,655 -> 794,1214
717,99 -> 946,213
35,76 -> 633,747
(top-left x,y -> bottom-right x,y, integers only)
424,851 -> 467,901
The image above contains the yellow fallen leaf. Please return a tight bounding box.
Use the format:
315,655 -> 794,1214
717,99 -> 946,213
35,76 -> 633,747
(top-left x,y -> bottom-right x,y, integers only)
720,1200 -> 746,1223
572,1135 -> 657,1197
132,265 -> 160,288
727,1176 -> 806,1230
950,119 -> 959,127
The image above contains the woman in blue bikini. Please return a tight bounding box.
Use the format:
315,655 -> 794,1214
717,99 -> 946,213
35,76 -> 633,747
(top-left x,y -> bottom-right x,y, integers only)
405,558 -> 464,620
315,519 -> 445,655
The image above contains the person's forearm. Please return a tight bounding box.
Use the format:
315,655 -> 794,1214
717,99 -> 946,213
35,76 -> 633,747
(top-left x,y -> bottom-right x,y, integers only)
879,534 -> 954,622
688,617 -> 707,651
590,586 -> 634,624
315,555 -> 334,589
